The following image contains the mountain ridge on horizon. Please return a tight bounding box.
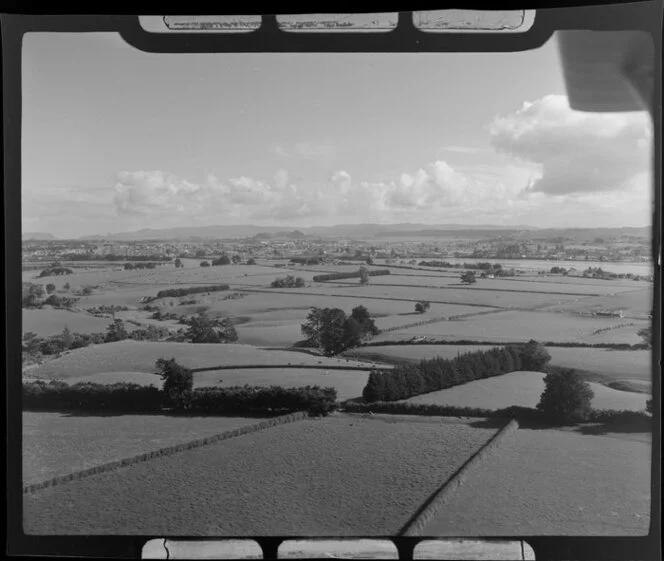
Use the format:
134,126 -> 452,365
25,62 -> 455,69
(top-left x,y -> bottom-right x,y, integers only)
24,223 -> 651,242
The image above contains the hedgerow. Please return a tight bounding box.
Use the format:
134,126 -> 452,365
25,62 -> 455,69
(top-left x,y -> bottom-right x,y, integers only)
312,269 -> 390,282
155,284 -> 230,299
22,380 -> 164,412
22,380 -> 337,417
362,344 -> 531,402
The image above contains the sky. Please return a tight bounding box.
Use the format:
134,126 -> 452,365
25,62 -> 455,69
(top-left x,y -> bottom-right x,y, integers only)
21,31 -> 653,238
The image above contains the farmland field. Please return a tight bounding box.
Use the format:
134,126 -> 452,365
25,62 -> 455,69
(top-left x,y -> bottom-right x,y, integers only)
29,341 -> 378,380
23,414 -> 498,535
421,427 -> 650,535
336,275 -> 638,296
23,412 -> 261,485
542,287 -> 653,318
403,371 -> 649,411
270,285 -> 582,309
23,309 -> 121,337
372,310 -> 636,344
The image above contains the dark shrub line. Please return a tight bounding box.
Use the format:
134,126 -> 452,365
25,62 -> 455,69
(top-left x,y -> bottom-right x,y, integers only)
22,412 -> 307,495
22,381 -> 338,417
312,269 -> 390,282
362,345 -> 538,402
155,284 -> 230,299
400,419 -> 520,536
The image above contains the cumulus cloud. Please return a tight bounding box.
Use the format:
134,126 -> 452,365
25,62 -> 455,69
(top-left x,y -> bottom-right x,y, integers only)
489,94 -> 651,195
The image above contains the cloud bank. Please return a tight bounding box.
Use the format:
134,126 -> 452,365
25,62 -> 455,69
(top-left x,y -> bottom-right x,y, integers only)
489,94 -> 651,196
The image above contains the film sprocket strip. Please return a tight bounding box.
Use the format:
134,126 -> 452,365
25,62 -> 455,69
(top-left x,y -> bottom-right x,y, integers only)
4,4 -> 661,560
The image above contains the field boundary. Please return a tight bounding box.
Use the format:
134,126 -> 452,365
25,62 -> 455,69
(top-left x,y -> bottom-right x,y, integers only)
234,286 -> 505,309
190,364 -> 379,373
332,280 -> 604,297
399,418 -> 520,537
22,411 -> 307,494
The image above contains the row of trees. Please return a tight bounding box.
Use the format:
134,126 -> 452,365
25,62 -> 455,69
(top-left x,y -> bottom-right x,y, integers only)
311,268 -> 390,283
300,305 -> 379,356
271,275 -> 306,288
154,284 -> 230,299
124,262 -> 159,270
362,340 -> 551,402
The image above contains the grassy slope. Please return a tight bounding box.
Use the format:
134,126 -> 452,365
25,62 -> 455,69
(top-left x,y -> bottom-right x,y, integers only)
22,412 -> 260,485
24,415 -> 497,535
30,340 -> 377,380
421,428 -> 650,536
403,371 -> 649,411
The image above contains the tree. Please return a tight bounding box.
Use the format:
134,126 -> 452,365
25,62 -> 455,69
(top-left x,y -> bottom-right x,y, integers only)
318,308 -> 350,356
212,255 -> 231,266
61,326 -> 73,351
186,312 -> 237,343
366,255 -> 374,265
247,258 -> 256,265
45,283 -> 56,294
415,301 -> 431,314
301,308 -> 325,347
156,358 -> 193,409
105,319 -> 129,342
63,282 -> 71,291
342,317 -> 363,350
81,286 -> 93,296
22,283 -> 45,308
174,258 -> 183,268
232,254 -> 242,264
637,326 -> 652,349
200,261 -> 210,267
460,271 -> 477,285
537,368 -> 594,424
521,340 -> 551,371
359,266 -> 370,286
195,249 -> 206,258
350,305 -> 379,337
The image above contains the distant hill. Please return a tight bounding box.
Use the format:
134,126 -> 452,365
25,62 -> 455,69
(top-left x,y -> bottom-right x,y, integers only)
76,223 -> 650,242
22,232 -> 57,241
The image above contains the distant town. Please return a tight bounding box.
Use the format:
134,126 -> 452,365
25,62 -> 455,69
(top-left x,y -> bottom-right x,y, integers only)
22,226 -> 653,276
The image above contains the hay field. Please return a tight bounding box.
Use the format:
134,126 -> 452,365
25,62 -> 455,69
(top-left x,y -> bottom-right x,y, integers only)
23,414 -> 498,535
372,310 -> 630,344
403,371 -> 649,411
421,427 -> 650,535
23,412 -> 260,485
23,309 -> 116,337
30,341 -> 377,380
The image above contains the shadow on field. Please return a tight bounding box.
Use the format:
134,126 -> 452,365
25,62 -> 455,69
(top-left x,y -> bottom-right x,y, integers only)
576,418 -> 652,435
468,416 -> 652,435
